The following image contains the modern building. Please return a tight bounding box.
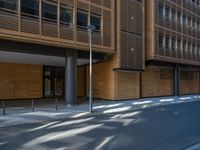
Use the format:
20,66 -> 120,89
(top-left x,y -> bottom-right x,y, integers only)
0,0 -> 199,105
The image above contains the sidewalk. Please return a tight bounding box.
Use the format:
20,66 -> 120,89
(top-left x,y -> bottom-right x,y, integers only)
0,95 -> 200,128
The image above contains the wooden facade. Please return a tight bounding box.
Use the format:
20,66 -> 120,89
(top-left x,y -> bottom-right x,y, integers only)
141,67 -> 173,97
180,70 -> 200,95
0,62 -> 43,100
0,0 -> 200,102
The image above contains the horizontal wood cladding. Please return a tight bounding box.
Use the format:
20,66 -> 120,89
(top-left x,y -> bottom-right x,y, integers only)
114,72 -> 140,100
77,66 -> 85,97
0,62 -> 43,100
180,71 -> 200,95
119,0 -> 145,70
0,0 -> 115,53
86,61 -> 115,100
141,68 -> 173,97
0,63 -> 14,100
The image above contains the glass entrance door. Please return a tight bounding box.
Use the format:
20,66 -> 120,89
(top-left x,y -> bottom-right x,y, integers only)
44,66 -> 64,98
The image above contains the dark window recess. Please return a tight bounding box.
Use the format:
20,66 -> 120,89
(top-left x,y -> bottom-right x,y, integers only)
60,6 -> 72,25
77,11 -> 88,29
0,0 -> 17,11
158,34 -> 163,48
165,36 -> 170,49
21,0 -> 39,17
172,38 -> 176,49
183,15 -> 187,26
177,12 -> 181,25
177,39 -> 181,49
171,9 -> 176,21
165,6 -> 169,18
158,2 -> 163,17
91,15 -> 101,32
42,1 -> 57,21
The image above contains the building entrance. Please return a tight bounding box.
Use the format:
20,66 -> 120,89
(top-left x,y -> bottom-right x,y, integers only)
44,66 -> 64,98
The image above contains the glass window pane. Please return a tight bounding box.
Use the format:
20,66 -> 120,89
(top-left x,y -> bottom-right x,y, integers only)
42,1 -> 57,21
21,0 -> 39,16
0,0 -> 16,11
91,15 -> 101,31
158,2 -> 163,17
77,10 -> 88,29
171,9 -> 176,20
165,6 -> 169,18
60,6 -> 72,25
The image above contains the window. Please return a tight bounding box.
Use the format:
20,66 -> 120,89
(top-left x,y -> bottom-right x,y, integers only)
172,38 -> 176,49
0,0 -> 16,11
21,0 -> 39,17
192,19 -> 195,29
42,1 -> 57,21
197,21 -> 199,32
188,41 -> 191,52
177,11 -> 181,25
183,40 -> 187,50
159,34 -> 164,48
183,15 -> 187,26
177,39 -> 181,49
165,6 -> 169,18
165,36 -> 170,49
158,2 -> 163,17
60,5 -> 72,26
91,15 -> 101,31
188,16 -> 191,27
171,9 -> 176,21
77,10 -> 88,29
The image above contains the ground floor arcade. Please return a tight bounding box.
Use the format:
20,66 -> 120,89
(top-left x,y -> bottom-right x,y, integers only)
0,40 -> 199,104
0,58 -> 199,105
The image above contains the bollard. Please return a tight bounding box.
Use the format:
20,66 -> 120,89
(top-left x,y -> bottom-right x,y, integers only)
55,98 -> 58,111
32,99 -> 34,112
2,100 -> 5,115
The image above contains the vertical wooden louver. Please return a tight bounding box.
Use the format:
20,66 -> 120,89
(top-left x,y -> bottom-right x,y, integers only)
119,0 -> 145,70
147,0 -> 200,66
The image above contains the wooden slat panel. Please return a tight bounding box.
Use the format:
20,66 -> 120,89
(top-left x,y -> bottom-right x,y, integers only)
180,71 -> 200,95
0,63 -> 14,100
86,60 -> 115,100
14,64 -> 28,99
0,63 -> 43,100
77,66 -> 85,97
0,12 -> 18,31
28,65 -> 43,98
103,10 -> 111,47
142,68 -> 173,97
115,72 -> 140,100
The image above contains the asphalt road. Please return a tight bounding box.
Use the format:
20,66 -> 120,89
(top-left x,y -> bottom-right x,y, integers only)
0,101 -> 200,150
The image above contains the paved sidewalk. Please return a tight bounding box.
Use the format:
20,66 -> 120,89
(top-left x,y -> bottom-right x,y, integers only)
0,94 -> 200,128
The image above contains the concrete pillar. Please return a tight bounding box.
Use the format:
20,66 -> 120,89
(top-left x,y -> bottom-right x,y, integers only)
174,65 -> 180,96
65,49 -> 77,106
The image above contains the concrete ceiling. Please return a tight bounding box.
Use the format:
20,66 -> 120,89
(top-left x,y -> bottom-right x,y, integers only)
0,50 -> 91,66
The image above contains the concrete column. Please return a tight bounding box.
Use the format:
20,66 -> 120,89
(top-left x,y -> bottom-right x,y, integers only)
65,49 -> 77,106
174,65 -> 180,96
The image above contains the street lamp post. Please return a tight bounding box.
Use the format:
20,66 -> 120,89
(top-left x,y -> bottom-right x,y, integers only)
87,24 -> 95,113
